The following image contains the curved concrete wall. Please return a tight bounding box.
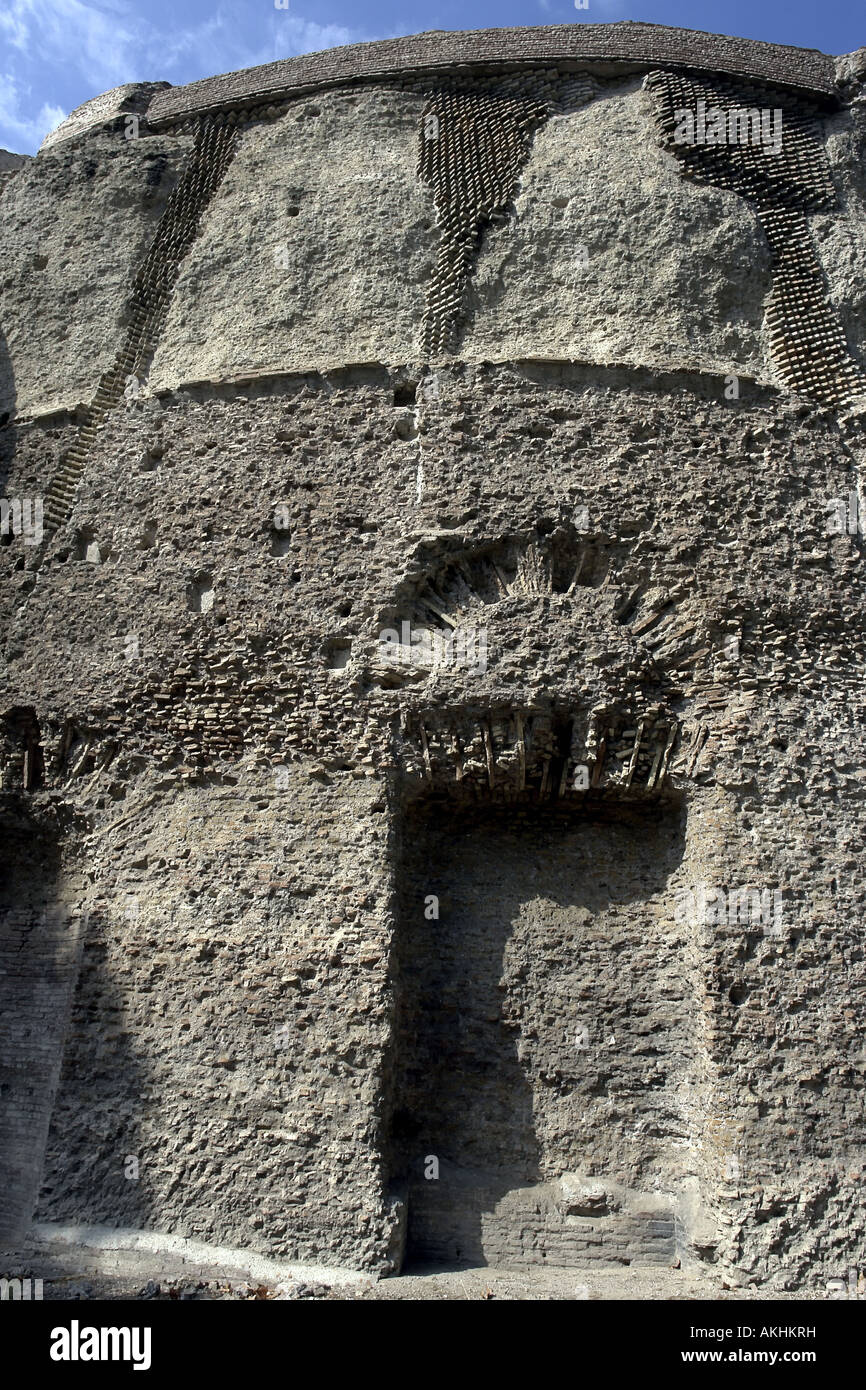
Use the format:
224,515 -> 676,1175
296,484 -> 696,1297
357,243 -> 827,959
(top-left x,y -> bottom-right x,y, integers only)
143,78 -> 779,392
0,129 -> 193,419
4,61 -> 865,419
1,25 -> 865,1291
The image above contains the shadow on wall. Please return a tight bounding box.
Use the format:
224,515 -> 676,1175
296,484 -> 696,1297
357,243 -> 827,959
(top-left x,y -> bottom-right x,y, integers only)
0,796 -> 81,1246
0,326 -> 15,499
0,727 -> 158,1246
385,795 -> 687,1268
34,899 -> 161,1239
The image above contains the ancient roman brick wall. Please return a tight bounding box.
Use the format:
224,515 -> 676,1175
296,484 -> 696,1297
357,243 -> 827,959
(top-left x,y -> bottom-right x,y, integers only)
1,25 -> 864,1289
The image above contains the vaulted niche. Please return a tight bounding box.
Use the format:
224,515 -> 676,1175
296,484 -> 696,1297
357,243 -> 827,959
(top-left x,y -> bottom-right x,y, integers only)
385,791 -> 692,1270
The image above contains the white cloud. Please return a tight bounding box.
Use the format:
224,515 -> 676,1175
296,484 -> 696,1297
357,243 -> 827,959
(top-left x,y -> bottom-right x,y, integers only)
0,72 -> 65,150
158,13 -> 366,77
0,6 -> 32,51
0,0 -> 380,153
1,1 -> 373,91
159,8 -> 415,83
583,0 -> 632,13
3,0 -> 142,91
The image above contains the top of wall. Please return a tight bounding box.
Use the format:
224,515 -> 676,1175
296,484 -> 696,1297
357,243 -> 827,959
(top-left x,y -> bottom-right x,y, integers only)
0,150 -> 29,172
145,22 -> 839,127
40,83 -> 170,153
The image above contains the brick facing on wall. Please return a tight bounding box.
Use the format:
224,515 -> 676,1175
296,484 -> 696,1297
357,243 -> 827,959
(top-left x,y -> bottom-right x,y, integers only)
146,23 -> 837,127
646,70 -> 866,408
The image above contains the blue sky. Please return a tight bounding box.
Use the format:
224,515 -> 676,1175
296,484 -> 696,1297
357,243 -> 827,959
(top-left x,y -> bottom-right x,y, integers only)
1,0 -> 862,155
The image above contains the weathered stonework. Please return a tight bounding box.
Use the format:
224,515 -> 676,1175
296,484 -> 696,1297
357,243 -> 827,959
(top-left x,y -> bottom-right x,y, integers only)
1,23 -> 865,1293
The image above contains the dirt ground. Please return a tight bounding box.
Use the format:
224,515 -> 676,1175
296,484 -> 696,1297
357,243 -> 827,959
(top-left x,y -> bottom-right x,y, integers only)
24,1262 -> 824,1301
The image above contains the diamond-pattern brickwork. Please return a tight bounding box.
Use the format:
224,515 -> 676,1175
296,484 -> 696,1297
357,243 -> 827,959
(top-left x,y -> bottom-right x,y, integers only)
646,70 -> 866,408
416,74 -> 595,356
418,81 -> 550,357
43,117 -> 238,535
